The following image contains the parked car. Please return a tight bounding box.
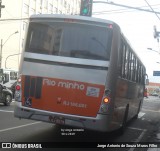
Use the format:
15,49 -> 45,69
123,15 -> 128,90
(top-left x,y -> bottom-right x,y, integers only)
151,92 -> 159,96
10,81 -> 17,99
0,84 -> 13,106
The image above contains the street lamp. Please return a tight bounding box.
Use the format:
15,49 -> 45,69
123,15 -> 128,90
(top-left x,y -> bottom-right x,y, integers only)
5,53 -> 21,69
0,31 -> 19,68
147,48 -> 160,54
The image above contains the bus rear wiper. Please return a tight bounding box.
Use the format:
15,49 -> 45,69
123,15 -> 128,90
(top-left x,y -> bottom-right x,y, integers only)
70,50 -> 107,60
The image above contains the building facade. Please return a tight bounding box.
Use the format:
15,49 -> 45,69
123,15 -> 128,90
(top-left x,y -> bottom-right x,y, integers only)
146,82 -> 160,95
0,0 -> 80,70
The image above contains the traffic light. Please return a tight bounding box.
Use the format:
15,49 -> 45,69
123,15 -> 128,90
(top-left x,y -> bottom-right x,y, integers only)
153,25 -> 160,39
154,25 -> 158,39
80,0 -> 93,17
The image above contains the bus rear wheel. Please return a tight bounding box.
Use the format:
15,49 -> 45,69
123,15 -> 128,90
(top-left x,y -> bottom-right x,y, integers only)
134,100 -> 142,119
119,104 -> 129,135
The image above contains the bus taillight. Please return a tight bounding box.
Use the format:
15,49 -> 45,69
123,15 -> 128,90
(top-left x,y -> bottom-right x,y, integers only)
15,85 -> 21,91
15,81 -> 21,101
103,97 -> 110,104
99,97 -> 111,113
103,89 -> 111,103
98,89 -> 111,114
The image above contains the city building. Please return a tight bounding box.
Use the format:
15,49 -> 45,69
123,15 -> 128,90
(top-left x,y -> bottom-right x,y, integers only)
0,0 -> 80,70
146,82 -> 160,95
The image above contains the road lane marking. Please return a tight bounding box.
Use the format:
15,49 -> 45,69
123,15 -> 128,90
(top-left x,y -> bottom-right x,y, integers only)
138,112 -> 145,118
128,127 -> 144,131
134,129 -> 147,142
0,109 -> 14,113
0,122 -> 41,133
128,129 -> 147,151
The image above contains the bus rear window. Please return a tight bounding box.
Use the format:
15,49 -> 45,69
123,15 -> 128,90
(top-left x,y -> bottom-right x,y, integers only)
25,22 -> 112,61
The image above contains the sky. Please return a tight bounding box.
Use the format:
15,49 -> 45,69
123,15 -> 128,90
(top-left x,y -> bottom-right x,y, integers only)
92,0 -> 160,82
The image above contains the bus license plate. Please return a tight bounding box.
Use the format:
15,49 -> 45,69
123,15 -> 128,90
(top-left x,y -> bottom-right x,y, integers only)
53,117 -> 65,124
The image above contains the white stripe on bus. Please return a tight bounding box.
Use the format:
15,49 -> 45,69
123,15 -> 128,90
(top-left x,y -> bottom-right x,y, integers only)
22,62 -> 108,85
24,52 -> 110,67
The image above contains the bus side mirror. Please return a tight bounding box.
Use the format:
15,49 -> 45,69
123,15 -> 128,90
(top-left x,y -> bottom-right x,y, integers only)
145,79 -> 149,85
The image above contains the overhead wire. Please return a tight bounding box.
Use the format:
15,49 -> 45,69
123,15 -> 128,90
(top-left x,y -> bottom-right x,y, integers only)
144,0 -> 160,21
0,1 -> 160,22
0,18 -> 29,22
93,1 -> 160,15
93,4 -> 160,15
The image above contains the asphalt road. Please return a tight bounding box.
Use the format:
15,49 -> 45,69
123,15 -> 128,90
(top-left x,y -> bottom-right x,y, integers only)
0,97 -> 160,151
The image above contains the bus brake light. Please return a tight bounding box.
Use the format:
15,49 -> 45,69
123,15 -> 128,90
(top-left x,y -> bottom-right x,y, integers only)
108,24 -> 113,29
15,85 -> 21,91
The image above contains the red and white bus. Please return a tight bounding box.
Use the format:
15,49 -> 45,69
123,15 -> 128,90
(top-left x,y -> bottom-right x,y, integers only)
14,14 -> 148,132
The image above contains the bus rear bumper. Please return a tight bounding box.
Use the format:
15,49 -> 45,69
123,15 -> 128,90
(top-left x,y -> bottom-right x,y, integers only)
14,104 -> 115,132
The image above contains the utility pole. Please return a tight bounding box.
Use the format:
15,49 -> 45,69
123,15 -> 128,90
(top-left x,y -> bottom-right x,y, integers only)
0,39 -> 2,68
0,0 -> 5,18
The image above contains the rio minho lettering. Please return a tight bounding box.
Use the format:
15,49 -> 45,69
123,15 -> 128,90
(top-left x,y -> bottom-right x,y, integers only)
43,78 -> 85,90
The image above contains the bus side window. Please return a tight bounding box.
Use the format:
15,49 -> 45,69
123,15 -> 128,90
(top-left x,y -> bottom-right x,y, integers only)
119,39 -> 123,77
10,72 -> 18,80
120,40 -> 127,78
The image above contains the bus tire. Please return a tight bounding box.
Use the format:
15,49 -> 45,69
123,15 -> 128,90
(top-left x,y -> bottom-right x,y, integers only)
134,100 -> 141,119
4,94 -> 12,106
119,104 -> 129,135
